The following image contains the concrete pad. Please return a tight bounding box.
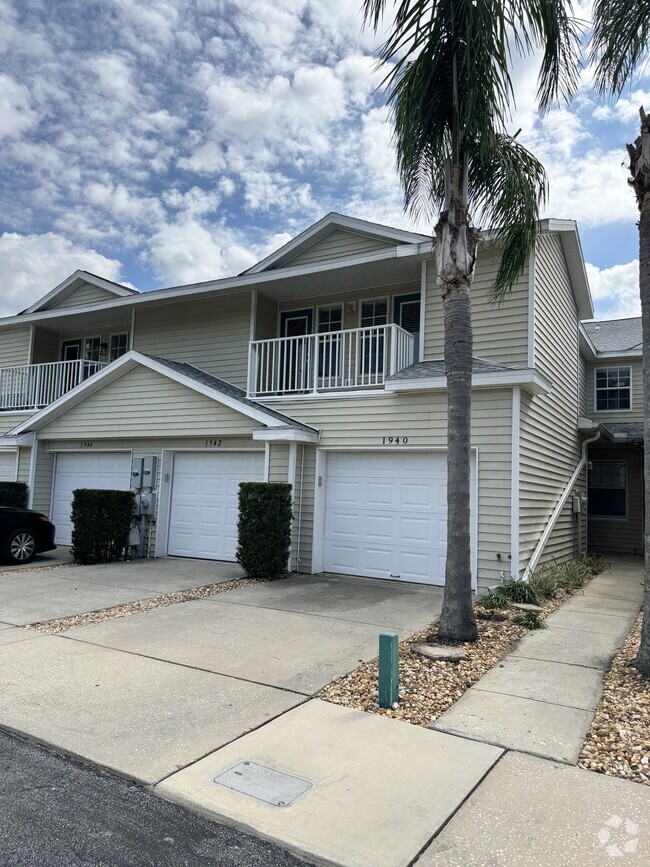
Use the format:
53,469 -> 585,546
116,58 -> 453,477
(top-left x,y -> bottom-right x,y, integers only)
69,598 -> 393,694
510,624 -> 620,669
0,626 -> 38,647
563,594 -> 642,616
417,751 -> 650,866
0,634 -> 303,784
156,699 -> 502,867
60,557 -> 245,594
546,609 -> 637,640
0,546 -> 74,573
434,689 -> 595,763
217,573 -> 443,632
0,572 -> 159,626
469,656 -> 605,711
581,579 -> 644,602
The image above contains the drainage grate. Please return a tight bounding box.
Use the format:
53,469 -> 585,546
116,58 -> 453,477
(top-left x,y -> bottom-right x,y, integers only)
212,761 -> 314,807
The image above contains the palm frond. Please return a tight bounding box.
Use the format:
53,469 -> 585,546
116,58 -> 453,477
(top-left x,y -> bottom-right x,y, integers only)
590,0 -> 650,96
470,133 -> 547,297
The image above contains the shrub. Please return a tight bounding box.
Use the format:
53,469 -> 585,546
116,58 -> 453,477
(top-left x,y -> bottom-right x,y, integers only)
499,578 -> 540,606
477,591 -> 511,610
71,489 -> 135,565
0,481 -> 28,509
237,482 -> 292,580
512,610 -> 547,630
529,562 -> 559,600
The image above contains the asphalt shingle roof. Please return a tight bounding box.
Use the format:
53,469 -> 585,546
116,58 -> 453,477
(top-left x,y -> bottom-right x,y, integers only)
602,421 -> 644,440
147,355 -> 316,433
583,318 -> 642,353
388,358 -> 516,381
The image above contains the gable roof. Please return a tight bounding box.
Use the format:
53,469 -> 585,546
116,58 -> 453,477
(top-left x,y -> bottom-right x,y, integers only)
245,212 -> 430,274
582,318 -> 642,353
23,270 -> 139,314
6,351 -> 318,440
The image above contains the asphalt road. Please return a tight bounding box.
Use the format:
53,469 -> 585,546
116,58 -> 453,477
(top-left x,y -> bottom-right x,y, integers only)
0,729 -> 305,866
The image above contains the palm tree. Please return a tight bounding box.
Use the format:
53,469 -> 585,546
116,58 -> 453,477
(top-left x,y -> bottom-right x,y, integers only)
363,0 -> 580,641
591,3 -> 650,676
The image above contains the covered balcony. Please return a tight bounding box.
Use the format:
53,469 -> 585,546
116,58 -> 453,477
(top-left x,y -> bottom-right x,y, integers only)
248,323 -> 414,397
0,359 -> 107,412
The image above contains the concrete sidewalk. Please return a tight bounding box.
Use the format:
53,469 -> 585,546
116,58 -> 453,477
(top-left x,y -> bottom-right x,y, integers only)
433,559 -> 644,763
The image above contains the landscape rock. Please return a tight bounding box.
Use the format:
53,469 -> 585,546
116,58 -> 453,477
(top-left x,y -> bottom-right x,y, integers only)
411,644 -> 466,662
509,602 -> 543,612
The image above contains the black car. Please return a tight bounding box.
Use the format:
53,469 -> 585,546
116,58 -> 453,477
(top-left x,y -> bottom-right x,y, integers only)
0,507 -> 57,565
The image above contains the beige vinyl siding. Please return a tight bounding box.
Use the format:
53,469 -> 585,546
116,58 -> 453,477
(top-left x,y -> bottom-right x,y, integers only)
587,444 -> 643,555
586,360 -> 643,422
134,294 -> 251,388
256,293 -> 279,340
0,411 -> 33,436
268,443 -> 289,483
278,282 -> 420,333
51,283 -> 119,310
0,325 -> 31,367
578,353 -> 587,416
423,249 -> 530,366
282,229 -> 395,268
267,390 -> 512,592
294,445 -> 316,573
31,327 -> 61,364
519,234 -> 582,573
38,366 -> 261,440
32,442 -> 55,516
17,447 -> 30,485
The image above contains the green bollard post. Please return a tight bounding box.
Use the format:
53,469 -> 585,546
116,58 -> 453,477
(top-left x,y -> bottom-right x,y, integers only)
378,631 -> 399,709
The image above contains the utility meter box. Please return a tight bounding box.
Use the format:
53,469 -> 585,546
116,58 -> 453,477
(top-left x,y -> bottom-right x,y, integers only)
572,496 -> 582,513
131,457 -> 144,489
141,456 -> 157,486
134,491 -> 157,516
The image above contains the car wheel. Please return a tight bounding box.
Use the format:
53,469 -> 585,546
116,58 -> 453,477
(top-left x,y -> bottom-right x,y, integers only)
4,528 -> 37,565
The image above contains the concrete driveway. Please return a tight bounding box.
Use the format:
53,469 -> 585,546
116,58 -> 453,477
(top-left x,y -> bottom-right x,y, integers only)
0,561 -> 443,785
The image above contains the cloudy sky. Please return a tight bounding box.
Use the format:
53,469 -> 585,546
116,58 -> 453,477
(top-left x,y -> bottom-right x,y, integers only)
0,0 -> 646,320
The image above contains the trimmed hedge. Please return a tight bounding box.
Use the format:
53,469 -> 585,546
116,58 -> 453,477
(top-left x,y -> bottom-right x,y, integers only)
0,481 -> 28,509
71,488 -> 135,565
236,482 -> 292,580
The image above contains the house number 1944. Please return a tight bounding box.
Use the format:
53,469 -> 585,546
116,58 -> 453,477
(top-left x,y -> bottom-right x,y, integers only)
382,436 -> 408,445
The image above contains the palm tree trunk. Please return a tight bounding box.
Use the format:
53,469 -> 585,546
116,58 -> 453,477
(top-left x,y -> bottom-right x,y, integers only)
437,164 -> 479,643
636,116 -> 650,677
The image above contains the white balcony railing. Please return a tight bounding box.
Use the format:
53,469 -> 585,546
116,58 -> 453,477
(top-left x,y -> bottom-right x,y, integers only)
248,324 -> 415,397
0,359 -> 107,411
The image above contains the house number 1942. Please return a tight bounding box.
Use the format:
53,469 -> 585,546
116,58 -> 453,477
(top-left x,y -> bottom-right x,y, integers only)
382,436 -> 408,445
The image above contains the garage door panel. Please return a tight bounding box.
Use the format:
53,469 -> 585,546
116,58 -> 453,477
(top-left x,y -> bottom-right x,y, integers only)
323,451 -> 475,587
51,452 -> 132,545
167,451 -> 264,561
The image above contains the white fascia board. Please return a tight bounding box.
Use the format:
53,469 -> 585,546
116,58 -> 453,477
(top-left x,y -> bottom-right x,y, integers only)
0,242 -> 428,330
246,212 -> 430,273
591,348 -> 643,360
252,428 -> 320,444
7,350 -> 304,435
385,369 -> 552,396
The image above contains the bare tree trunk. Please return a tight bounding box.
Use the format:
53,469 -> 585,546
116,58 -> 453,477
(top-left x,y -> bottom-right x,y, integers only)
634,111 -> 650,677
437,164 -> 479,643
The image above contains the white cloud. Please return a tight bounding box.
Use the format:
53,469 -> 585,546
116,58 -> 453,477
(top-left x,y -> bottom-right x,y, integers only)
0,233 -> 127,317
0,73 -> 37,139
586,260 -> 640,319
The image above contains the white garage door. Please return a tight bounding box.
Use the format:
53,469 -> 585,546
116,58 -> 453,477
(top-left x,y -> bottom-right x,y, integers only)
323,451 -> 476,586
168,451 -> 265,560
0,452 -> 16,482
51,452 -> 132,545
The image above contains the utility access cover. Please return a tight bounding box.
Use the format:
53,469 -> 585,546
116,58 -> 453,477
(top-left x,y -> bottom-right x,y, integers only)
212,761 -> 314,808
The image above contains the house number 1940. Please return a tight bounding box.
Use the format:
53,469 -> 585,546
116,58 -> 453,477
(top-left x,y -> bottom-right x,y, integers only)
382,436 -> 408,445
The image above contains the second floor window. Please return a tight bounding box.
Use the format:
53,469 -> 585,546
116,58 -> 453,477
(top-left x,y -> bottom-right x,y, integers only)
109,333 -> 128,362
595,367 -> 631,411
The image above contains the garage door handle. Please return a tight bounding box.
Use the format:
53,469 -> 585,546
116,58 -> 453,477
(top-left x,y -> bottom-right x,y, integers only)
390,574 -> 401,578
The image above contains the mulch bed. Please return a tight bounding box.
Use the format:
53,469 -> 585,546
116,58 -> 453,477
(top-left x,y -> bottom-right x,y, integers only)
578,613 -> 650,786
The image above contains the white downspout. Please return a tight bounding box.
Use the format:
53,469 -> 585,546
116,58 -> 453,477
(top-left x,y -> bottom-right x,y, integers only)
522,429 -> 601,580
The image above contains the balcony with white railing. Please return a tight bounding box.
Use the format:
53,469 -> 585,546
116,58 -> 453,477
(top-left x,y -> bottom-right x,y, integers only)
248,323 -> 415,397
0,359 -> 107,412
